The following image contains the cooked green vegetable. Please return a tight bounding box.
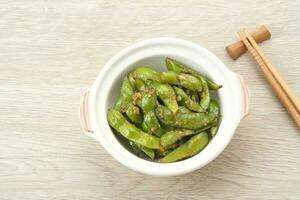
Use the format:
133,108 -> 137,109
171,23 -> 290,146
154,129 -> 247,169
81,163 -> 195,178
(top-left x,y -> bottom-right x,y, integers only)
156,101 -> 219,130
210,126 -> 218,137
186,90 -> 200,103
160,71 -> 202,91
133,91 -> 156,113
142,111 -> 163,137
107,109 -> 160,149
160,129 -> 195,147
149,81 -> 178,114
160,132 -> 209,163
155,149 -> 172,157
129,141 -> 155,159
107,58 -> 222,162
115,77 -> 134,112
133,80 -> 162,136
177,106 -> 193,114
207,79 -> 222,90
125,103 -> 143,125
166,57 -> 222,90
132,67 -> 160,82
174,86 -> 205,113
115,76 -> 142,124
195,118 -> 218,133
128,72 -> 136,89
198,76 -> 210,110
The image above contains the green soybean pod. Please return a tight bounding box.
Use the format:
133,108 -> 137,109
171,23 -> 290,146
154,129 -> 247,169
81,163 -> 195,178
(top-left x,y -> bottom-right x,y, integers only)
133,91 -> 157,113
174,86 -> 204,113
155,102 -> 219,130
208,99 -> 220,117
165,57 -> 188,73
165,57 -> 222,90
159,137 -> 187,152
174,112 -> 216,129
160,123 -> 175,134
155,149 -> 172,158
185,89 -> 200,103
134,78 -> 146,91
132,67 -> 160,82
128,72 -> 136,89
149,81 -> 178,114
115,77 -> 135,112
129,141 -> 155,159
210,126 -> 218,137
198,76 -> 210,110
159,71 -> 178,83
177,106 -> 193,114
142,111 -> 163,137
132,81 -> 162,136
125,103 -> 143,125
160,71 -> 202,92
107,109 -> 161,149
174,100 -> 219,129
155,104 -> 176,126
195,118 -> 218,133
177,73 -> 202,92
160,132 -> 209,163
160,129 -> 195,147
166,58 -> 210,110
207,79 -> 222,90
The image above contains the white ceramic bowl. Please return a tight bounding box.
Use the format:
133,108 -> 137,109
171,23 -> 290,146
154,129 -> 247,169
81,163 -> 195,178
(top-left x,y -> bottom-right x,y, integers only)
79,37 -> 250,176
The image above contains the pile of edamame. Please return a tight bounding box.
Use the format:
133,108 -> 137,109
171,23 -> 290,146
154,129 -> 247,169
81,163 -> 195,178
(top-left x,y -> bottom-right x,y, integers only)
107,58 -> 222,163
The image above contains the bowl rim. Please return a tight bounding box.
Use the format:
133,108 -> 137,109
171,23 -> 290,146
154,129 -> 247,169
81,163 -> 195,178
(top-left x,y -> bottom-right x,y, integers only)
88,37 -> 243,176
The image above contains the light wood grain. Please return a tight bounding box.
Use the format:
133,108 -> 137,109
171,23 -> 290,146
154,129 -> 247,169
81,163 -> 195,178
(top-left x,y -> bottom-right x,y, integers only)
0,0 -> 299,199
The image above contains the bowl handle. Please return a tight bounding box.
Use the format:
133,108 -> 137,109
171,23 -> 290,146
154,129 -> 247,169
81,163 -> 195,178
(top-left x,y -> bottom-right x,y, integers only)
232,73 -> 251,120
79,90 -> 94,137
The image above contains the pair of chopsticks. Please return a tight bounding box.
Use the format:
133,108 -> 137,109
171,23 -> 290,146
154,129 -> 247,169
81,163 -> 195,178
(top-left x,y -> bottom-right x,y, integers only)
238,30 -> 300,128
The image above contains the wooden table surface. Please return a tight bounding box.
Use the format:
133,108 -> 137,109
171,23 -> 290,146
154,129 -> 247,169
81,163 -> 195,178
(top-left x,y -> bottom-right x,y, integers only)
0,0 -> 299,199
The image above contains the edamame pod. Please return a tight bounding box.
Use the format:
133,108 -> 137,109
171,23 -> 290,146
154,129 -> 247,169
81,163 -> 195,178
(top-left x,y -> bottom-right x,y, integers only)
186,90 -> 199,103
133,91 -> 156,113
160,129 -> 195,147
156,102 -> 219,129
115,77 -> 135,112
160,123 -> 175,133
114,77 -> 143,124
210,126 -> 218,137
142,111 -> 163,137
166,57 -> 222,90
160,71 -> 202,91
199,76 -> 210,110
133,81 -> 162,136
195,118 -> 218,133
155,104 -> 176,125
174,86 -> 204,113
207,79 -> 222,90
129,141 -> 155,159
177,106 -> 193,114
159,138 -> 186,152
132,67 -> 160,82
149,81 -> 178,114
107,109 -> 161,149
165,57 -> 188,73
208,99 -> 220,117
128,72 -> 136,89
155,149 -> 172,158
134,78 -> 146,91
160,132 -> 209,163
125,103 -> 143,125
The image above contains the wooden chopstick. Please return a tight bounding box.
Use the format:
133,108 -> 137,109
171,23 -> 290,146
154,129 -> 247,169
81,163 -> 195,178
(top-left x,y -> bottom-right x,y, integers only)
238,30 -> 300,128
243,30 -> 300,114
